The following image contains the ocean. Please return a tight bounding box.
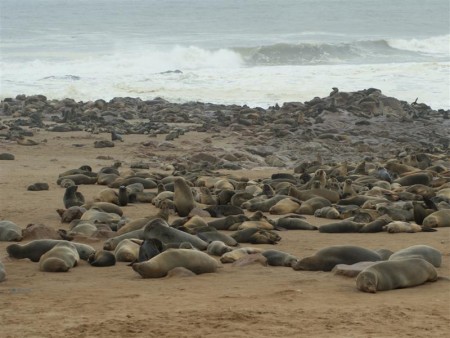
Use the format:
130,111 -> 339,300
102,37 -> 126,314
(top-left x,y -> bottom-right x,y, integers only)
1,0 -> 449,109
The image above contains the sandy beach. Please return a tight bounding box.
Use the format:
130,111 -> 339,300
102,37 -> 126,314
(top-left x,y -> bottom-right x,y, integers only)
0,117 -> 449,338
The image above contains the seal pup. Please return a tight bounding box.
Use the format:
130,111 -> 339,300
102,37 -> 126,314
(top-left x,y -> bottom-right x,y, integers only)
132,249 -> 220,278
389,245 -> 441,267
356,258 -> 438,293
63,185 -> 85,208
88,250 -> 116,267
39,242 -> 80,272
173,177 -> 196,217
0,220 -> 23,241
292,245 -> 382,271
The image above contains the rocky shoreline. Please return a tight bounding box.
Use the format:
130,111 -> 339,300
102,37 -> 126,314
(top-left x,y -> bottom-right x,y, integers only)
1,88 -> 449,170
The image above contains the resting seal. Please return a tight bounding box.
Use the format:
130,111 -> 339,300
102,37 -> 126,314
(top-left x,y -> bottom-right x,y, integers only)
7,240 -> 95,261
422,209 -> 450,228
0,260 -> 6,282
88,250 -> 116,267
356,258 -> 438,293
389,245 -> 441,267
138,238 -> 164,262
39,242 -> 80,272
114,239 -> 141,262
132,249 -> 220,278
63,185 -> 85,208
292,245 -> 382,271
144,219 -> 208,250
262,250 -> 298,267
0,220 -> 22,241
318,220 -> 364,233
382,221 -> 424,233
207,241 -> 234,256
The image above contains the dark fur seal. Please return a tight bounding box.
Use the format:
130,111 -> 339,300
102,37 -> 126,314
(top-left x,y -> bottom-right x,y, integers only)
292,245 -> 382,271
88,250 -> 116,267
173,177 -> 196,217
318,220 -> 364,233
275,217 -> 317,230
138,238 -> 164,262
63,185 -> 85,208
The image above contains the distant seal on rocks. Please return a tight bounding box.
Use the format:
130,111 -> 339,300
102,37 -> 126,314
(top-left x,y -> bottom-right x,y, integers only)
7,240 -> 95,262
356,258 -> 438,293
63,185 -> 85,208
0,220 -> 23,241
39,242 -> 80,272
389,245 -> 441,267
132,249 -> 220,278
173,177 -> 196,217
292,245 -> 382,271
422,209 -> 450,228
88,250 -> 116,267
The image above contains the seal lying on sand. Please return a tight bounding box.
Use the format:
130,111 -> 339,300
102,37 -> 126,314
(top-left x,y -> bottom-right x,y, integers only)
388,245 -> 441,267
7,240 -> 95,261
356,258 -> 438,293
39,242 -> 80,272
0,220 -> 23,241
292,245 -> 382,271
132,249 -> 220,278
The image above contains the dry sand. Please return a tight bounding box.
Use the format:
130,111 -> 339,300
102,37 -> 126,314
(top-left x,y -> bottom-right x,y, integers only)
0,130 -> 449,338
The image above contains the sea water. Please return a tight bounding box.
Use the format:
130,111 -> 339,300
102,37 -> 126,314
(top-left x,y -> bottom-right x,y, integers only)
1,0 -> 449,109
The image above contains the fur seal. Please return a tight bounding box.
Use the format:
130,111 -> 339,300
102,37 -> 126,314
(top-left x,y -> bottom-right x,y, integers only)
292,245 -> 382,271
242,195 -> 292,212
382,221 -> 424,233
83,201 -> 123,216
132,249 -> 220,278
114,239 -> 141,262
57,206 -> 85,223
173,177 -> 196,217
422,209 -> 450,227
39,242 -> 80,272
394,173 -> 432,187
118,186 -> 128,206
356,258 -> 438,293
103,229 -> 145,251
269,198 -> 301,215
389,245 -> 441,267
296,197 -> 331,215
314,206 -> 340,219
207,241 -> 234,256
197,231 -> 238,246
144,219 -> 208,250
138,238 -> 164,262
359,216 -> 392,233
88,250 -> 116,267
220,247 -> 264,263
275,217 -> 317,230
204,205 -> 245,217
94,188 -> 119,204
63,185 -> 85,208
318,220 -> 364,233
207,214 -> 249,230
7,240 -> 95,261
262,250 -> 298,267
57,174 -> 97,185
231,228 -> 281,244
0,220 -> 23,241
332,261 -> 379,277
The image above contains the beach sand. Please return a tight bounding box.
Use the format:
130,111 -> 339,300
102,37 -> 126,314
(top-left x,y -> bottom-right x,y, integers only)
0,129 -> 449,338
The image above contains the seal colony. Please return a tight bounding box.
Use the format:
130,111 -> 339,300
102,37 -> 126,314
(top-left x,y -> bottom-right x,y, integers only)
0,89 -> 449,338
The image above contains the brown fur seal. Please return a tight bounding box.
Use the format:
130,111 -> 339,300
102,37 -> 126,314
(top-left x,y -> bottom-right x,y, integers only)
206,241 -> 234,256
269,198 -> 301,215
83,201 -> 123,216
318,220 -> 364,233
132,249 -> 220,278
292,245 -> 382,271
359,216 -> 392,233
230,228 -> 281,244
56,174 -> 97,185
7,240 -> 95,261
144,219 -> 208,250
39,242 -> 80,272
242,195 -> 293,212
275,217 -> 317,230
0,260 -> 5,282
0,220 -> 23,241
389,245 -> 441,267
262,250 -> 298,267
88,250 -> 116,267
314,206 -> 340,219
356,258 -> 438,293
173,177 -> 196,217
296,196 -> 331,215
103,229 -> 145,251
220,247 -> 264,263
382,221 -> 424,233
394,172 -> 432,187
57,206 -> 85,223
422,209 -> 450,227
94,188 -> 119,204
114,239 -> 141,262
63,185 -> 85,208
207,214 -> 249,230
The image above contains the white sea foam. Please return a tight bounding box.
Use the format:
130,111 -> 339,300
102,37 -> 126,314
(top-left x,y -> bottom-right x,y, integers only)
387,35 -> 450,56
